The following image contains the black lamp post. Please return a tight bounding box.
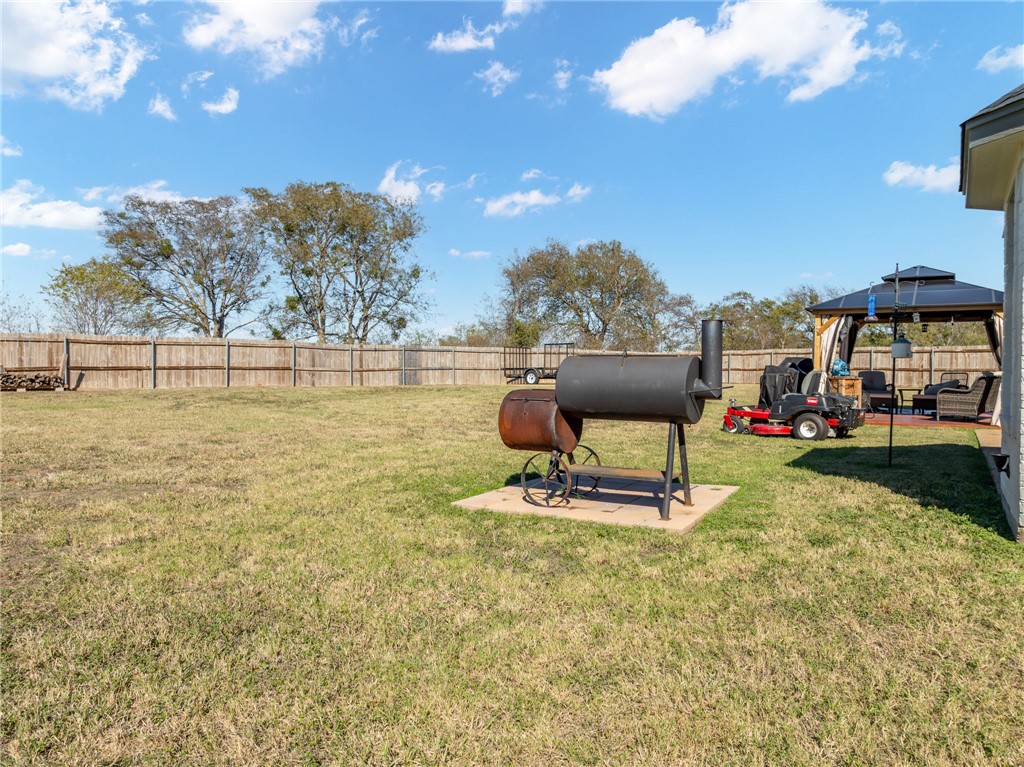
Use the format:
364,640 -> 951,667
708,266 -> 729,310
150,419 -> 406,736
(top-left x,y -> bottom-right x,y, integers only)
888,264 -> 912,466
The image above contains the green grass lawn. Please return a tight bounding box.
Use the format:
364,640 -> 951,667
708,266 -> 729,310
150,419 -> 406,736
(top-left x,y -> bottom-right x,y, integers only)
2,385 -> 1022,766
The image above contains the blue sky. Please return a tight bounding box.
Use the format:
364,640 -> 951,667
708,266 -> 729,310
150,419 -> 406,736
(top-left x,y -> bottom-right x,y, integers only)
2,0 -> 1022,338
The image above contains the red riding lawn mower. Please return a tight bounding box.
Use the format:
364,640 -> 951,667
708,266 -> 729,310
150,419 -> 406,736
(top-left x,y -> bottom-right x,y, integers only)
722,357 -> 865,440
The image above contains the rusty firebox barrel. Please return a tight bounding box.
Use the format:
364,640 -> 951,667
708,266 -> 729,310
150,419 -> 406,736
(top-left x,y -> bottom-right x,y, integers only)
555,319 -> 723,425
498,389 -> 582,453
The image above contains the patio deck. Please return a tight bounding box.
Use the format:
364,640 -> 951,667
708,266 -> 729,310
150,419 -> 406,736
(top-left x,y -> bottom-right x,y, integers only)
862,410 -> 998,429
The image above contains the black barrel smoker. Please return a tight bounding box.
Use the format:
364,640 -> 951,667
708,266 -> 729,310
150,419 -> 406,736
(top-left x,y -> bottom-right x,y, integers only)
498,320 -> 723,520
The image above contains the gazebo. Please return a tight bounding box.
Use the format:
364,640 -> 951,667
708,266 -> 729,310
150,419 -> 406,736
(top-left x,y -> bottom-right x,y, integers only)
807,265 -> 1004,420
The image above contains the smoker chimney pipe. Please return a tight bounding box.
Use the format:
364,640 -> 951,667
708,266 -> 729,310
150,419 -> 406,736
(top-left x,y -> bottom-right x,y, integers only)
696,319 -> 723,400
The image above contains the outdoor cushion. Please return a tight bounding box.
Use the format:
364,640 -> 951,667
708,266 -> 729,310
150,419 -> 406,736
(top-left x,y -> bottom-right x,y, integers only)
924,381 -> 960,395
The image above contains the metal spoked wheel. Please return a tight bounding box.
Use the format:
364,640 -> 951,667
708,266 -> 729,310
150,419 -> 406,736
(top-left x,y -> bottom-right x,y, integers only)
568,444 -> 601,497
524,369 -> 540,385
521,452 -> 571,506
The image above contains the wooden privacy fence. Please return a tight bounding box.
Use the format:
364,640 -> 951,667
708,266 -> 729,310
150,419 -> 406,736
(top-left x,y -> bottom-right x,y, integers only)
0,333 -> 1000,391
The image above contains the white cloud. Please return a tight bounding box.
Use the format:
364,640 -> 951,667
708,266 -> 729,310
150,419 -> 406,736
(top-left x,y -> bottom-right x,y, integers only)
0,242 -> 57,260
592,1 -> 904,120
554,59 -> 573,90
977,44 -> 1024,74
448,248 -> 491,259
77,180 -> 196,204
338,9 -> 378,48
378,161 -> 422,203
429,3 -> 542,54
882,159 -> 959,193
425,181 -> 446,200
184,1 -> 326,78
201,87 -> 240,115
503,1 -> 543,17
135,12 -> 154,27
428,19 -> 502,53
483,189 -> 561,217
1,243 -> 32,257
1,136 -> 23,157
566,182 -> 592,203
181,70 -> 214,96
148,93 -> 176,121
1,180 -> 104,230
476,61 -> 520,96
521,168 -> 546,181
1,0 -> 148,111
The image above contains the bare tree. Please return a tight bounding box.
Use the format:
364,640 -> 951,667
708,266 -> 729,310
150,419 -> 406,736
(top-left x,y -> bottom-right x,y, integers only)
0,292 -> 49,333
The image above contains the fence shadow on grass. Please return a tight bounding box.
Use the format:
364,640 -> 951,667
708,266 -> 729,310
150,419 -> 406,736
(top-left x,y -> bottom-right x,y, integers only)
789,443 -> 1012,539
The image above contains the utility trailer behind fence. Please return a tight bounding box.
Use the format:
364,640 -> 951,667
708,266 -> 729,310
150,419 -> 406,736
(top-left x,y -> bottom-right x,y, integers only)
501,342 -> 575,384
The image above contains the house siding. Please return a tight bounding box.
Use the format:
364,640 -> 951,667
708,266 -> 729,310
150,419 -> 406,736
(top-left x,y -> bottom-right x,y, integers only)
1002,160 -> 1024,540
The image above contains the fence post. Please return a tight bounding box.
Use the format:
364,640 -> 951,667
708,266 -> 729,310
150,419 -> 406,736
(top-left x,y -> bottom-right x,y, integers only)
726,352 -> 731,384
349,347 -> 354,387
63,336 -> 70,388
929,348 -> 934,383
291,343 -> 297,387
225,338 -> 230,387
401,348 -> 407,386
769,351 -> 774,366
452,349 -> 456,386
869,348 -> 874,370
151,338 -> 157,389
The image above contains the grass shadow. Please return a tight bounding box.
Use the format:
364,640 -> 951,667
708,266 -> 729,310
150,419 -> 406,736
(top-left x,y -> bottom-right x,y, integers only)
789,443 -> 1012,539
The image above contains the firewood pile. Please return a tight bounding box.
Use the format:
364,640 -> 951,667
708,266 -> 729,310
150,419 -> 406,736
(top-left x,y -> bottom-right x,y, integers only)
1,369 -> 65,391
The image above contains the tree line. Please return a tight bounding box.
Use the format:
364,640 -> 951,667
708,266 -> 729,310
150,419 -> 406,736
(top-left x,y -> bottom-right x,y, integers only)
14,179 -> 989,350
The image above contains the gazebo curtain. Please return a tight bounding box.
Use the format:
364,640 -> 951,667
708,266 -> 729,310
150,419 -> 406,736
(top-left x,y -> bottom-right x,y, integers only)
817,315 -> 848,392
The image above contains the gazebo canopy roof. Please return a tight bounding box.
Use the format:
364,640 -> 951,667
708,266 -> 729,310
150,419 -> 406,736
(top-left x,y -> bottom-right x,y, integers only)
808,265 -> 1002,322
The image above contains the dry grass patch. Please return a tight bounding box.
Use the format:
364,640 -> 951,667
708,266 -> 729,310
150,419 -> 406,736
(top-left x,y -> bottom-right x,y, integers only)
2,385 -> 1023,766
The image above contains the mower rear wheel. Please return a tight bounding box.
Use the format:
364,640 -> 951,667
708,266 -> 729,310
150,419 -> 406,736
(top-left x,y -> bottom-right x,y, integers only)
792,412 -> 828,441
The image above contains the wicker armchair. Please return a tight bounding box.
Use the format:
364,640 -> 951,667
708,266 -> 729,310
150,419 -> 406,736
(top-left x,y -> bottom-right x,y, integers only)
980,374 -> 1002,416
939,372 -> 969,387
936,373 -> 996,421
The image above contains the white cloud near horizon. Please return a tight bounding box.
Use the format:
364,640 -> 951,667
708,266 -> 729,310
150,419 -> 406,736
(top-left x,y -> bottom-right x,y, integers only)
148,93 -> 176,120
483,189 -> 561,217
184,1 -> 326,78
1,242 -> 58,260
977,44 -> 1024,74
592,0 -> 904,120
448,248 -> 491,259
566,182 -> 592,203
1,136 -> 23,157
1,0 -> 148,111
201,87 -> 240,115
1,243 -> 32,257
378,161 -> 424,203
476,61 -> 520,96
1,180 -> 104,230
78,180 -> 197,204
882,159 -> 959,193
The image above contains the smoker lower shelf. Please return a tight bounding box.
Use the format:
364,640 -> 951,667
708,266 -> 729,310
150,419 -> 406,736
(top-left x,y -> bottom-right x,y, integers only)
567,464 -> 677,483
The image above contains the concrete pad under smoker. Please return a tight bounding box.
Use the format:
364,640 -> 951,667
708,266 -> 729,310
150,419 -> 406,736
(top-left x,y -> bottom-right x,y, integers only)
454,478 -> 739,534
